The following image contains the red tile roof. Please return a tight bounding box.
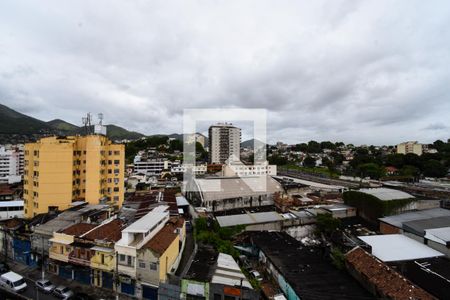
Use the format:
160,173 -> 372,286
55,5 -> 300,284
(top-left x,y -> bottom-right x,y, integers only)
83,219 -> 123,243
61,223 -> 97,236
345,247 -> 436,300
143,219 -> 182,255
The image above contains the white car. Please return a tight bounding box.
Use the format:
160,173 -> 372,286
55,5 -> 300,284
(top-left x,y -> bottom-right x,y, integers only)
53,285 -> 74,299
35,279 -> 56,293
0,271 -> 27,293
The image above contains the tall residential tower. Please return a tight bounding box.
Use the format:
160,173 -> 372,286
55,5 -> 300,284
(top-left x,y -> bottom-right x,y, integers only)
23,135 -> 124,218
208,123 -> 241,164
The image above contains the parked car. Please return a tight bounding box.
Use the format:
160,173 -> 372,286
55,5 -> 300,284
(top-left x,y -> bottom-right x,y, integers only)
53,285 -> 74,299
250,270 -> 263,282
0,271 -> 27,293
35,279 -> 56,293
0,262 -> 10,274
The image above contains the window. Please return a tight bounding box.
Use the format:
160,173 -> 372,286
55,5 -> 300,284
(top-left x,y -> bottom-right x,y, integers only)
139,260 -> 146,268
114,160 -> 120,165
114,169 -> 119,175
113,187 -> 119,192
119,254 -> 126,262
114,151 -> 120,155
214,294 -> 222,300
150,262 -> 157,270
101,254 -> 105,264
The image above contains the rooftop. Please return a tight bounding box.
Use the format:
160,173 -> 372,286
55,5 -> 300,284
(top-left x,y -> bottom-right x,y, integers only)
83,219 -> 123,243
123,205 -> 169,233
216,211 -> 282,227
358,188 -> 414,201
143,218 -> 183,255
425,227 -> 450,244
402,216 -> 450,237
345,247 -> 435,300
358,234 -> 444,262
250,231 -> 374,300
379,208 -> 450,228
211,253 -> 252,289
61,223 -> 97,236
193,176 -> 282,202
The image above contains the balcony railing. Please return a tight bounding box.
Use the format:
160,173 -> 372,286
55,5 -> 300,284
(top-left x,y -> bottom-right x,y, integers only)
69,255 -> 91,267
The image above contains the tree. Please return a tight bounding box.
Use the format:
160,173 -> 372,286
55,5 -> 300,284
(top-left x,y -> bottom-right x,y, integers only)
294,143 -> 308,152
400,165 -> 420,179
385,154 -> 405,169
423,160 -> 447,178
303,156 -> 316,168
357,163 -> 384,179
307,141 -> 322,153
315,213 -> 341,237
320,141 -> 335,150
268,155 -> 288,166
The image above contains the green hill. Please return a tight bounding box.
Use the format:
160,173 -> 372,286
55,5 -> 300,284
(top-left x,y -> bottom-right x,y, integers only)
0,103 -> 145,141
47,119 -> 80,133
0,104 -> 55,134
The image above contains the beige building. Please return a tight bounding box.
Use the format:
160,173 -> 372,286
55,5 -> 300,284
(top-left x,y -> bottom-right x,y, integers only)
396,141 -> 423,156
23,135 -> 124,218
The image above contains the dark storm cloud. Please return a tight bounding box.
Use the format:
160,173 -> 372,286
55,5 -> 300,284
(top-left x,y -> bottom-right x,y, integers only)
0,0 -> 450,144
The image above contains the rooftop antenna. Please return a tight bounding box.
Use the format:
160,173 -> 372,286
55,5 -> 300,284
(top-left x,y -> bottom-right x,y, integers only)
82,115 -> 88,135
98,113 -> 104,126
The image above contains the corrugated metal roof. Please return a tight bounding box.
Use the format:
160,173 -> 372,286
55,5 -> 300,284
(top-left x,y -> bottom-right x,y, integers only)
379,208 -> 450,228
194,176 -> 282,202
403,216 -> 450,237
358,234 -> 444,262
358,188 -> 414,201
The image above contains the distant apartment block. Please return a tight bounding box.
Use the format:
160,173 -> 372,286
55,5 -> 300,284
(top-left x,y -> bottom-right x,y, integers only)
133,156 -> 179,176
0,145 -> 24,184
208,123 -> 241,164
396,141 -> 423,156
23,135 -> 125,218
222,161 -> 277,177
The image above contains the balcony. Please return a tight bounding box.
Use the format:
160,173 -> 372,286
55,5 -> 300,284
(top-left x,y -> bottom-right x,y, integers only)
49,251 -> 69,263
69,255 -> 91,267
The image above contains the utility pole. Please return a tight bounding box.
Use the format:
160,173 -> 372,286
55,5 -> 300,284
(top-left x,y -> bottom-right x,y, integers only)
115,251 -> 119,300
41,236 -> 45,280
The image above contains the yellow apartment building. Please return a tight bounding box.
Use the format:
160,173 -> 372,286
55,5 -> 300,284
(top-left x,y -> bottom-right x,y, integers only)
23,135 -> 124,218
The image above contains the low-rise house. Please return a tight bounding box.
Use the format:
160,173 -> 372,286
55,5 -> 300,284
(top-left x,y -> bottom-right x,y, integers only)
49,223 -> 97,284
115,205 -> 186,298
345,247 -> 435,300
181,246 -> 257,300
249,231 -> 374,300
84,219 -> 123,289
137,217 -> 185,299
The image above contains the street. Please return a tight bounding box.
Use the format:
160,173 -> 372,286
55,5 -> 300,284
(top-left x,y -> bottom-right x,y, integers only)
22,278 -> 59,300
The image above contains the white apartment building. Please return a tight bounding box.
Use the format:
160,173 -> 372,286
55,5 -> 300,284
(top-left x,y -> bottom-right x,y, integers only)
171,164 -> 207,175
133,156 -> 180,176
208,123 -> 241,164
0,145 -> 24,184
222,161 -> 277,177
397,141 -> 423,156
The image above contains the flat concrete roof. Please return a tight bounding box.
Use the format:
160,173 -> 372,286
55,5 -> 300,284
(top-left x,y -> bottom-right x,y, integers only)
123,205 -> 169,233
358,234 -> 444,262
379,208 -> 450,228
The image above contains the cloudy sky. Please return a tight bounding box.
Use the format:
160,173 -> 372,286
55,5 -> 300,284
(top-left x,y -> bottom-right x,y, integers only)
1,1 -> 450,145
